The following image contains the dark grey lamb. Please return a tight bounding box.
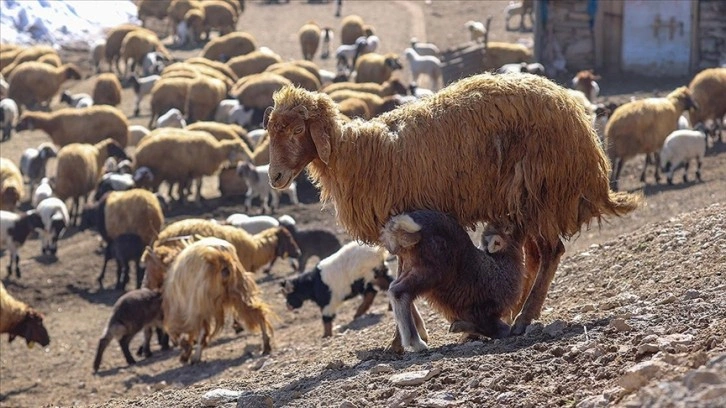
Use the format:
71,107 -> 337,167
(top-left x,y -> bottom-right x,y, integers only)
279,220 -> 342,273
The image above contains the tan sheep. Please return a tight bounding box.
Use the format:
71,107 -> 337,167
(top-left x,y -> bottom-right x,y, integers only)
198,0 -> 238,40
168,0 -> 203,27
688,67 -> 726,141
7,62 -> 81,110
37,53 -> 62,67
134,129 -> 247,202
226,50 -> 282,78
218,164 -> 247,197
605,86 -> 697,190
328,89 -> 386,118
265,74 -> 643,341
186,75 -> 227,123
1,45 -> 58,77
265,64 -> 321,91
340,15 -> 365,45
92,73 -> 123,107
16,106 -> 129,147
201,31 -> 257,62
148,76 -> 193,128
322,79 -> 408,97
210,0 -> 242,16
230,72 -> 292,110
105,189 -> 164,247
285,59 -> 323,83
0,282 -> 50,348
104,24 -> 154,75
161,62 -> 234,89
120,30 -> 172,78
0,158 -> 24,211
299,21 -> 321,61
182,7 -> 206,44
244,137 -> 270,166
337,97 -> 371,120
55,139 -> 128,225
186,121 -> 252,147
185,57 -> 239,83
137,0 -> 171,26
354,53 -> 403,84
482,42 -> 534,71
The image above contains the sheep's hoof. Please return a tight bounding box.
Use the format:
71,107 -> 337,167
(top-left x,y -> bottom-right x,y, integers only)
409,339 -> 428,352
385,341 -> 404,354
510,319 -> 530,336
667,178 -> 674,186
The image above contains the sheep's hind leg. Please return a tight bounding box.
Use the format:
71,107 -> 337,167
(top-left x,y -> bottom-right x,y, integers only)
511,237 -> 565,336
190,327 -> 206,364
93,334 -> 112,372
696,157 -> 703,182
389,279 -> 428,352
119,334 -> 137,366
682,160 -> 690,183
353,289 -> 377,319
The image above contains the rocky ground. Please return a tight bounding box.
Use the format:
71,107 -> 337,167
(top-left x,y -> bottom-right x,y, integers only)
0,1 -> 724,407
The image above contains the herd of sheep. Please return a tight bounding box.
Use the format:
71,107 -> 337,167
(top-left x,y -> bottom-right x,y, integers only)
0,0 -> 725,380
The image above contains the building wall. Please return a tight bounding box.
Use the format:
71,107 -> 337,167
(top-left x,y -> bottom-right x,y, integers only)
696,0 -> 726,69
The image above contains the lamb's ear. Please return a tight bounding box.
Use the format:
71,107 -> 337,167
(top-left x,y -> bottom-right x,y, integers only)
263,106 -> 273,129
308,119 -> 331,165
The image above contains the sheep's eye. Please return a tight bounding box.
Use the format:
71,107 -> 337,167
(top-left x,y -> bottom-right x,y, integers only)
293,125 -> 304,135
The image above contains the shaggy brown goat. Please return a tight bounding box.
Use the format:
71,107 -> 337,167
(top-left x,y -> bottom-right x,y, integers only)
381,210 -> 524,352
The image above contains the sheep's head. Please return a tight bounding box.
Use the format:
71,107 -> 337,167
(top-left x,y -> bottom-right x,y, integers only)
59,90 -> 73,105
266,85 -> 339,189
38,143 -> 58,160
384,55 -> 403,70
104,140 -> 129,161
15,114 -> 36,132
63,64 -> 82,80
274,227 -> 301,260
8,309 -> 50,348
667,86 -> 698,111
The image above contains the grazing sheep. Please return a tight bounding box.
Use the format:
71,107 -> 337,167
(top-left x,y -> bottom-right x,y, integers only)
214,99 -> 255,128
120,30 -> 172,79
231,72 -> 293,111
335,37 -> 368,69
167,0 -> 203,34
104,25 -> 155,75
225,214 -> 294,235
281,241 -> 391,337
133,129 -> 247,202
107,233 -> 146,290
0,97 -> 18,141
1,45 -> 59,77
185,122 -> 253,152
141,52 -> 169,77
163,237 -> 275,363
265,74 -> 642,340
226,50 -> 282,78
605,86 -> 697,190
0,282 -> 50,348
236,162 -> 298,214
148,77 -> 192,128
7,62 -> 82,110
93,288 -> 165,372
196,0 -> 238,41
92,73 -> 123,106
354,53 -> 403,84
35,197 -> 69,257
322,78 -> 407,98
185,75 -> 227,123
55,139 -> 128,226
93,172 -> 135,202
90,39 -> 107,74
299,21 -> 321,61
340,15 -> 365,45
128,74 -> 160,117
660,127 -> 708,185
278,221 -> 342,273
0,210 -> 44,278
137,0 -> 172,27
32,177 -> 53,208
16,106 -> 129,148
688,67 -> 726,142
265,64 -> 321,92
410,38 -> 440,57
328,89 -> 387,119
1,157 -> 24,211
59,91 -> 93,108
156,108 -> 187,129
382,211 -> 524,351
202,31 -> 257,62
185,57 -> 239,83
128,125 -> 151,147
482,42 -> 533,71
465,20 -> 487,43
404,48 -> 442,90
320,27 -> 334,59
571,70 -> 601,103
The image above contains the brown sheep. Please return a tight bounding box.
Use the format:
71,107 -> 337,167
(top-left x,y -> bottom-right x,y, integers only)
201,31 -> 257,62
186,121 -> 253,147
322,79 -> 408,97
119,30 -> 172,78
381,211 -> 525,352
571,69 -> 601,103
354,53 -> 403,84
199,0 -> 238,40
1,45 -> 58,77
185,57 -> 239,83
481,42 -> 534,72
137,0 -> 172,26
226,50 -> 282,78
266,64 -> 321,91
148,76 -> 193,128
688,67 -> 726,142
230,72 -> 292,110
605,86 -> 697,190
0,282 -> 50,348
265,74 -> 642,344
16,106 -> 129,147
299,21 -> 321,61
340,15 -> 365,45
328,89 -> 386,118
7,62 -> 81,110
0,158 -> 24,211
92,73 -> 123,106
337,97 -> 370,120
104,24 -> 155,75
185,75 -> 227,123
162,237 -> 275,363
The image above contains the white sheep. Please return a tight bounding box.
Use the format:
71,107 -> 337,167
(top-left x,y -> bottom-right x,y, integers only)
141,52 -> 169,77
128,125 -> 151,147
247,129 -> 267,147
320,27 -> 334,59
236,162 -> 298,214
659,128 -> 708,185
0,74 -> 8,98
128,74 -> 160,117
156,108 -> 187,128
32,177 -> 53,208
214,99 -> 254,127
59,91 -> 94,108
35,197 -> 69,256
465,20 -> 487,43
0,210 -> 44,278
0,98 -> 19,141
403,47 -> 442,90
226,214 -> 279,234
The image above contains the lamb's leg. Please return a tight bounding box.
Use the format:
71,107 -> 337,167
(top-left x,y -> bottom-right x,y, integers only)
156,327 -> 170,350
135,262 -> 144,290
119,334 -> 137,365
139,326 -> 153,358
194,177 -> 203,203
411,302 -> 428,343
682,160 -> 690,183
13,253 -> 20,278
98,245 -> 113,289
263,257 -> 277,274
322,315 -> 335,337
353,287 -> 377,319
696,157 -> 703,182
179,336 -> 192,363
93,334 -> 112,372
190,327 -> 206,364
388,275 -> 428,352
512,237 -> 565,335
653,152 -> 662,183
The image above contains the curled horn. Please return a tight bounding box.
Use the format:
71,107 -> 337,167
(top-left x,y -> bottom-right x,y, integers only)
263,106 -> 273,129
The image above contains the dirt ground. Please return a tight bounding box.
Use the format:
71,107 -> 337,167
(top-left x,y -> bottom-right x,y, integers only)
1,1 -> 725,407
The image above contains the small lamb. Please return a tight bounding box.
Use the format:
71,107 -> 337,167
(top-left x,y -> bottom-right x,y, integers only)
236,162 -> 298,214
660,127 -> 709,185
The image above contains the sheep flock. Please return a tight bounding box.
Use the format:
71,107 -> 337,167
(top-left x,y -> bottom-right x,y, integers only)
0,1 -> 725,407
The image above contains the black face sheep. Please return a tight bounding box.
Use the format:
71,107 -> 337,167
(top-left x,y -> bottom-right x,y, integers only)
1,210 -> 44,278
381,211 -> 525,352
92,288 -> 165,373
19,142 -> 57,194
0,281 -> 50,348
59,90 -> 93,108
281,241 -> 391,337
35,197 -> 69,257
605,86 -> 697,191
265,73 -> 642,342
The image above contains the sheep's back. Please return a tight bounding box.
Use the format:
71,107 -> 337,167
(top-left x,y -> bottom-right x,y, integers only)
689,68 -> 726,125
105,189 -> 164,244
8,62 -> 63,104
50,106 -> 129,147
605,98 -> 679,157
134,131 -> 226,179
54,145 -> 100,200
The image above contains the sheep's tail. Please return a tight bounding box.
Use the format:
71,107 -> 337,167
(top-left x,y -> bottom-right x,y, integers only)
605,191 -> 643,216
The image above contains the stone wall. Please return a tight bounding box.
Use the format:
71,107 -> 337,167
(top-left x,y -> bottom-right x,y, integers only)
696,0 -> 726,69
541,0 -> 595,72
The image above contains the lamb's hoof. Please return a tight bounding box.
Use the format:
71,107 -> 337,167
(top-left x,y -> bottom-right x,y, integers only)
510,320 -> 529,336
15,268 -> 20,278
683,175 -> 688,183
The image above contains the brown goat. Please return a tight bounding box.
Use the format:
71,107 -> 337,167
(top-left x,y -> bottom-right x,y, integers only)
381,210 -> 524,352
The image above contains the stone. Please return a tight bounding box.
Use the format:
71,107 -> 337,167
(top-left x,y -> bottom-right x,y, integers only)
339,401 -> 357,408
543,320 -> 567,337
636,344 -> 660,357
370,364 -> 395,374
390,368 -> 442,386
580,304 -> 596,312
683,289 -> 702,300
236,393 -> 273,408
202,389 -> 242,407
609,318 -> 632,332
576,394 -> 608,408
419,391 -> 460,407
697,385 -> 726,400
524,322 -> 544,336
683,369 -> 723,390
326,359 -> 345,370
619,361 -> 665,392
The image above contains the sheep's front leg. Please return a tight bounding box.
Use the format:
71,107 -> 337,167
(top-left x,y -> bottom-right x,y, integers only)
321,311 -> 336,338
389,276 -> 428,352
353,286 -> 377,319
190,327 -> 206,364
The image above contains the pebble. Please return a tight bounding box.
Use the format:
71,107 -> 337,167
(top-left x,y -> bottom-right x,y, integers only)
339,401 -> 357,408
236,393 -> 273,408
580,304 -> 596,312
201,389 -> 242,407
683,369 -> 723,390
619,361 -> 665,392
636,344 -> 660,357
609,318 -> 632,332
370,364 -> 394,374
390,368 -> 441,386
524,322 -> 543,336
683,289 -> 702,300
419,391 -> 460,407
543,320 -> 567,337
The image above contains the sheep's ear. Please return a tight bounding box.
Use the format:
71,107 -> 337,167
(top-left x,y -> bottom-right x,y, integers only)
263,106 -> 273,129
294,105 -> 309,120
308,120 -> 331,165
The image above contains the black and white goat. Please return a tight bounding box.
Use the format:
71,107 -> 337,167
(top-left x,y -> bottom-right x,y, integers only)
0,210 -> 44,278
